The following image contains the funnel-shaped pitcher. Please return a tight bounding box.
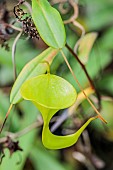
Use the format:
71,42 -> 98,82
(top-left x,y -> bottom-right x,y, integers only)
21,74 -> 96,149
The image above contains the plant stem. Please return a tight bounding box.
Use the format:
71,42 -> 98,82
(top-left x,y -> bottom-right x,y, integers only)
0,119 -> 43,143
5,24 -> 22,32
65,43 -> 101,109
60,50 -> 106,123
12,31 -> 23,80
0,104 -> 13,134
41,61 -> 50,74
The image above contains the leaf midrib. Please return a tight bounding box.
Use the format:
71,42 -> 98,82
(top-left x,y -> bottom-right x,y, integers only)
37,1 -> 59,48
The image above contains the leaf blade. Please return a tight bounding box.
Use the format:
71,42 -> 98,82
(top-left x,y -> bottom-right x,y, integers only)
10,47 -> 59,104
32,0 -> 66,48
78,32 -> 98,64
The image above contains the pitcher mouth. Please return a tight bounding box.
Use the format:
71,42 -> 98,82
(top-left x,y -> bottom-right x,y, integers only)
20,74 -> 77,110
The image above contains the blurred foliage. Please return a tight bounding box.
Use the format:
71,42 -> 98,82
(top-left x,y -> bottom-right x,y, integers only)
0,0 -> 113,170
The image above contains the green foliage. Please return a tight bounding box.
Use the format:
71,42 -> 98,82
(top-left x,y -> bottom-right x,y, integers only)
10,47 -> 59,104
32,0 -> 66,48
0,100 -> 38,170
0,0 -> 113,169
97,73 -> 113,96
83,0 -> 113,30
30,144 -> 72,170
77,32 -> 98,64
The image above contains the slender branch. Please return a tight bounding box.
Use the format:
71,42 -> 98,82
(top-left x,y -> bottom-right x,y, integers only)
0,119 -> 43,143
59,3 -> 69,14
63,0 -> 85,37
66,43 -> 101,109
23,1 -> 32,14
64,0 -> 79,24
73,20 -> 85,37
12,31 -> 23,80
73,151 -> 96,170
60,50 -> 106,123
0,104 -> 13,134
73,20 -> 85,52
50,0 -> 67,5
5,23 -> 22,32
10,120 -> 43,139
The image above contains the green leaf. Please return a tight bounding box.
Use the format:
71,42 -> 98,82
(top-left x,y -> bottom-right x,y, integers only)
77,32 -> 98,64
0,39 -> 40,70
0,130 -> 37,170
31,145 -> 68,170
84,0 -> 113,30
32,0 -> 66,48
97,73 -> 113,96
0,101 -> 38,170
0,91 -> 10,116
10,47 -> 59,104
20,74 -> 97,149
0,67 -> 13,86
100,27 -> 113,50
